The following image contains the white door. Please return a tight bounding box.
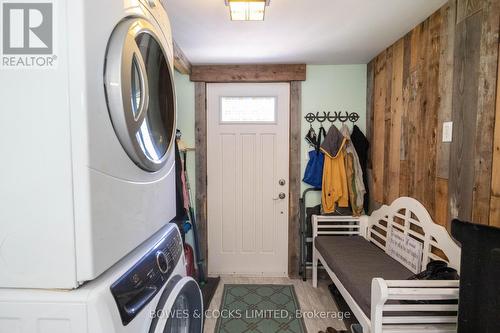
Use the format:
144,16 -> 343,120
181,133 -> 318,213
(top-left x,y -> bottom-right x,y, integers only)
207,83 -> 290,276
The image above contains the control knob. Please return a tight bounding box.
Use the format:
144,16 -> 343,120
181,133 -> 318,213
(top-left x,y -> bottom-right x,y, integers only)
156,251 -> 169,274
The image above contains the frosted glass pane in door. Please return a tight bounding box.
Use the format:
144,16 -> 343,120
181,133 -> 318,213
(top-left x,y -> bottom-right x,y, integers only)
220,97 -> 276,123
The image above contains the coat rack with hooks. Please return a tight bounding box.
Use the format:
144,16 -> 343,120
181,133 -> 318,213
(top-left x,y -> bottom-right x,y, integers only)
304,111 -> 360,124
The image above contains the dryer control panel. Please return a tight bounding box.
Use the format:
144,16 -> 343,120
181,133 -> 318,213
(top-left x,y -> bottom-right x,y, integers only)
110,225 -> 183,325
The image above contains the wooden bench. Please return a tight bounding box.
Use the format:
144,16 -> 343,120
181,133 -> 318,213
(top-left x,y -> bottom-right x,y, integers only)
312,197 -> 461,333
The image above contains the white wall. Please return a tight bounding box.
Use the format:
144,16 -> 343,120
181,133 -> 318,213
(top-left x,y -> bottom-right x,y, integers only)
174,64 -> 367,210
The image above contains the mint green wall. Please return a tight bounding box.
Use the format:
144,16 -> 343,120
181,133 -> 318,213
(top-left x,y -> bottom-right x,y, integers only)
175,71 -> 196,196
301,65 -> 367,205
174,65 -> 367,209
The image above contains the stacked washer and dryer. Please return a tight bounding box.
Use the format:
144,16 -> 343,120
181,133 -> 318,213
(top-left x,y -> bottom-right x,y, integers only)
0,0 -> 202,331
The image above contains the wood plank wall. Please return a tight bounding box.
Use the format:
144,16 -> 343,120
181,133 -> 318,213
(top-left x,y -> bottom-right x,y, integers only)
366,0 -> 500,228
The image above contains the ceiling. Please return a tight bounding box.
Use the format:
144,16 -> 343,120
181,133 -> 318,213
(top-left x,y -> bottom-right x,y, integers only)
161,0 -> 447,65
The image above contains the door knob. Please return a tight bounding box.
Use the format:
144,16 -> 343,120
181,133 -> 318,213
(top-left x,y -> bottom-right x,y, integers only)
273,192 -> 286,200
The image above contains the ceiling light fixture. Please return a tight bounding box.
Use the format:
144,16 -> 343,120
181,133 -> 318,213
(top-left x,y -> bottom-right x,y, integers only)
225,0 -> 270,21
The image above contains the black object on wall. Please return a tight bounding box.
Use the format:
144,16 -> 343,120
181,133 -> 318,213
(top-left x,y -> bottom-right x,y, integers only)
451,219 -> 500,333
304,111 -> 360,124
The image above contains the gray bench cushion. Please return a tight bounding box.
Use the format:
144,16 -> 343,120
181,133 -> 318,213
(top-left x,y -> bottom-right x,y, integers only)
315,236 -> 413,318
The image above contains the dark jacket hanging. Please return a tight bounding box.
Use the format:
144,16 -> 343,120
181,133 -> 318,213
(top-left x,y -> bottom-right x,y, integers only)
350,125 -> 370,212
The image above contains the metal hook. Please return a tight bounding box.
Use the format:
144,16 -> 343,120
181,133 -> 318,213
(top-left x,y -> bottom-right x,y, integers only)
327,111 -> 337,123
316,111 -> 327,123
338,111 -> 349,123
335,111 -> 341,122
349,112 -> 360,123
305,110 -> 360,125
305,112 -> 316,124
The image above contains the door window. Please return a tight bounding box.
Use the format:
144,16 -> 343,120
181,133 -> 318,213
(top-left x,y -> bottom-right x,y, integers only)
220,96 -> 276,123
131,56 -> 143,119
135,33 -> 174,163
162,293 -> 191,333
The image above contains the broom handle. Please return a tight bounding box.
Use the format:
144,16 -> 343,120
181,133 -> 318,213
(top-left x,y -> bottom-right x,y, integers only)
183,150 -> 206,284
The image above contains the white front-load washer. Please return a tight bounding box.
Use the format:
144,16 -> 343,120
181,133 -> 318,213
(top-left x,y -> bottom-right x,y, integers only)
0,224 -> 203,333
0,0 -> 178,288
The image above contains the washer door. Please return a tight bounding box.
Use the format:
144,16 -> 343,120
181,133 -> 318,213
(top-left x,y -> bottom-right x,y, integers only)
150,276 -> 203,333
105,18 -> 175,172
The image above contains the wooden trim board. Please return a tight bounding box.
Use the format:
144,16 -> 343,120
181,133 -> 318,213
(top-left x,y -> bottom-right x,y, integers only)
190,64 -> 306,82
289,81 -> 302,278
173,40 -> 192,75
194,82 -> 208,276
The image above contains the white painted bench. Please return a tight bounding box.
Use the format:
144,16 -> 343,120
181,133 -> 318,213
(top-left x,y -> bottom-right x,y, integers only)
312,197 -> 461,333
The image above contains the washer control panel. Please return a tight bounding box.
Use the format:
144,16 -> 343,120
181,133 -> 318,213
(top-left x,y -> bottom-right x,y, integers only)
110,225 -> 183,326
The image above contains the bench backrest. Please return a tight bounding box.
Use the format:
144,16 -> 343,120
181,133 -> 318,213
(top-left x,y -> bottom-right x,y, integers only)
362,197 -> 461,273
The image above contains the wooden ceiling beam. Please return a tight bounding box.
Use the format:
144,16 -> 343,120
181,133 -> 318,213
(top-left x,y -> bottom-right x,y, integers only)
173,40 -> 192,75
190,64 -> 307,82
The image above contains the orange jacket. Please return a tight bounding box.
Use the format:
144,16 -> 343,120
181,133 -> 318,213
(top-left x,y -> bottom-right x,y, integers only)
321,125 -> 349,213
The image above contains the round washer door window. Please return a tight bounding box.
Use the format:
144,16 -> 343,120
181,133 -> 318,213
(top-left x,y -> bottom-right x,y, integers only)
149,276 -> 203,333
105,18 -> 175,172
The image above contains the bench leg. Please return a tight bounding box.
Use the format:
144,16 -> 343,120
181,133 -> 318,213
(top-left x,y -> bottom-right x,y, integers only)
312,248 -> 318,288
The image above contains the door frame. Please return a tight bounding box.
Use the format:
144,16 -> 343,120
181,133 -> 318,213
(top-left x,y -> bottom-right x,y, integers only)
190,64 -> 306,278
